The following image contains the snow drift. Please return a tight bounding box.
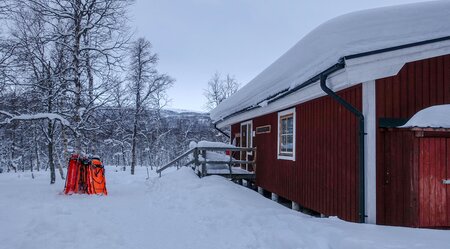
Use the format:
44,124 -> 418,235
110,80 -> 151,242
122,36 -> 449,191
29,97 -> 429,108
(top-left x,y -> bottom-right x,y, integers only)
1,167 -> 450,249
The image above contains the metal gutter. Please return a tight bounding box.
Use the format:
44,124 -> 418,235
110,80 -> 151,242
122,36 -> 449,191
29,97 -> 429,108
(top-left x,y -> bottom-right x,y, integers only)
214,123 -> 230,138
319,62 -> 366,223
344,36 -> 450,60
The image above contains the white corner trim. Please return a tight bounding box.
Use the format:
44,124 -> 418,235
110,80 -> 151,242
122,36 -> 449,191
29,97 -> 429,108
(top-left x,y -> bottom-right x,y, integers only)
240,120 -> 253,155
363,80 -> 376,224
277,108 -> 296,161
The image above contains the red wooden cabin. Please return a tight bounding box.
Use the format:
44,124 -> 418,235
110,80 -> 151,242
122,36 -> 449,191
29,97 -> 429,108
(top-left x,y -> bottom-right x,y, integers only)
211,2 -> 450,228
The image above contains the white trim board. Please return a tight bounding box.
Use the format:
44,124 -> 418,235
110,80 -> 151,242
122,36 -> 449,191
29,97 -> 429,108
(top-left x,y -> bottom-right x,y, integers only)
363,80 -> 376,224
240,120 -> 253,157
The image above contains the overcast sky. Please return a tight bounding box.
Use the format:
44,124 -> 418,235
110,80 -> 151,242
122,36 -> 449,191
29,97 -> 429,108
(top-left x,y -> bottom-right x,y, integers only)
130,0 -> 432,112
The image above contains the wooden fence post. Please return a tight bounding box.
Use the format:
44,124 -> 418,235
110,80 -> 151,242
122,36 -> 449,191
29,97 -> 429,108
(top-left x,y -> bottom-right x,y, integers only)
194,148 -> 199,176
228,153 -> 233,177
201,149 -> 207,177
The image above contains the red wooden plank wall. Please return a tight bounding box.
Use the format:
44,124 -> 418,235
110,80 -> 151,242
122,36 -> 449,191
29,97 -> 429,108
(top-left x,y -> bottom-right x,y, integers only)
376,54 -> 450,226
245,85 -> 362,222
378,129 -> 418,226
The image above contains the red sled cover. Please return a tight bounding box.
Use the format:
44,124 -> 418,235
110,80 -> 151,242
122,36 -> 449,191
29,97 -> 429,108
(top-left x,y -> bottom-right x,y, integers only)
64,154 -> 107,195
86,159 -> 108,195
64,155 -> 81,194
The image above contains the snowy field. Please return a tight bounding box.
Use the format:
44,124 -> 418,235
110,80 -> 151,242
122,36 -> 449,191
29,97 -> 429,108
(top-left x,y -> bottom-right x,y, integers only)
0,166 -> 449,249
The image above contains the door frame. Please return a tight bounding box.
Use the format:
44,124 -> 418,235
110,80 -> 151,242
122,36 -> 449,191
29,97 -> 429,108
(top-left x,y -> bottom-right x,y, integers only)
240,120 -> 253,170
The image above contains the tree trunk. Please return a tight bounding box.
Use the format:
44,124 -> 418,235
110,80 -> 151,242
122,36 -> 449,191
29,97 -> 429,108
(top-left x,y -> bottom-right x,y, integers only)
45,64 -> 56,184
86,50 -> 94,102
147,146 -> 153,170
139,149 -> 143,167
56,154 -> 65,180
30,156 -> 33,173
130,114 -> 138,175
63,127 -> 68,165
34,130 -> 40,172
48,121 -> 56,184
73,0 -> 83,154
9,127 -> 17,173
121,144 -> 127,171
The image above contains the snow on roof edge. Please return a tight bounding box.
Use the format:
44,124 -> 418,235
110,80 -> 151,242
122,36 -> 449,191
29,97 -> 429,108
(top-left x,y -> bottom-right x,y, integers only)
210,1 -> 450,123
399,105 -> 450,129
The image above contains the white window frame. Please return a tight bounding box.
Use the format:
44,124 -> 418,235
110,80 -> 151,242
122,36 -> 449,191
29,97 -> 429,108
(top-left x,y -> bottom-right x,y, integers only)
277,108 -> 296,161
240,120 -> 253,155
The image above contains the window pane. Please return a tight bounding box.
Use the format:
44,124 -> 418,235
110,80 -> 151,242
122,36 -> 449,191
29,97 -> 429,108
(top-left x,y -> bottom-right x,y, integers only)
241,125 -> 246,147
286,135 -> 293,152
281,136 -> 286,151
278,112 -> 295,157
287,117 -> 293,134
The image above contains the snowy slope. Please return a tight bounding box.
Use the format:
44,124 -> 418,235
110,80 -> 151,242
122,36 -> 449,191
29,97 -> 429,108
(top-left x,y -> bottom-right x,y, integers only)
0,167 -> 449,249
211,1 -> 450,123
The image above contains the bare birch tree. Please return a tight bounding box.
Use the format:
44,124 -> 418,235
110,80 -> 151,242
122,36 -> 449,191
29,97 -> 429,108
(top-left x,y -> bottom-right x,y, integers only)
2,4 -> 69,183
204,72 -> 239,111
21,0 -> 132,154
128,38 -> 173,175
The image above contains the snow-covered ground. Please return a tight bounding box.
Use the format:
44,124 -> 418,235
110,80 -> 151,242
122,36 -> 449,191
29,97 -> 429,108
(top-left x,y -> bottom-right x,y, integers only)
0,167 -> 449,249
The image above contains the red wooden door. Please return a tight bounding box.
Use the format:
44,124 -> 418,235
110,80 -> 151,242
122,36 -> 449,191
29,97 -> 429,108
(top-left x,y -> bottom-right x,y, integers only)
419,137 -> 448,227
378,130 -> 418,227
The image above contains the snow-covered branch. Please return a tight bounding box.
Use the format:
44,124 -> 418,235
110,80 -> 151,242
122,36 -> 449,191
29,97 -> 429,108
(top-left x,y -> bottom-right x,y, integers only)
0,111 -> 70,126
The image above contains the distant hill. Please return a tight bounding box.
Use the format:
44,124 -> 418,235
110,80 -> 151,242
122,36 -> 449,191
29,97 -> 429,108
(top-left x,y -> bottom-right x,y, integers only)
159,108 -> 212,132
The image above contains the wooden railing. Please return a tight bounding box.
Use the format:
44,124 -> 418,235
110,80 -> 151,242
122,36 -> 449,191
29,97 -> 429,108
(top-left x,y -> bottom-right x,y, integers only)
155,147 -> 196,176
156,146 -> 257,178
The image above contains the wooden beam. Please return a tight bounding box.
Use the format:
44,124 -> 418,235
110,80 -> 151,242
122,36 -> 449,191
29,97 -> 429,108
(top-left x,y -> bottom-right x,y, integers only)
206,173 -> 256,181
157,147 -> 196,175
206,160 -> 256,165
195,147 -> 255,152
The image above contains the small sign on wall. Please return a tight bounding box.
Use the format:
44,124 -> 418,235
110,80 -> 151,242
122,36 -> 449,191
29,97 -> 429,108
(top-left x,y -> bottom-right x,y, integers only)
256,125 -> 271,134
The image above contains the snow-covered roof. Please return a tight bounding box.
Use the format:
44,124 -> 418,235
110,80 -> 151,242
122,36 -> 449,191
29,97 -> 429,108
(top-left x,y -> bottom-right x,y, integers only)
211,1 -> 450,124
400,105 -> 450,129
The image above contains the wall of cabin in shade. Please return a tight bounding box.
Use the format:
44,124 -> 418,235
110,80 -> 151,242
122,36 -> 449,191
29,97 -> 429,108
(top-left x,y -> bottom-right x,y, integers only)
376,54 -> 450,226
231,85 -> 362,222
229,54 -> 450,225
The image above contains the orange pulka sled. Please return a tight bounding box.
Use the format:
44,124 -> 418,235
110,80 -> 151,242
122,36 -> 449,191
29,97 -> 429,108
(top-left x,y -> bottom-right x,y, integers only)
64,154 -> 108,195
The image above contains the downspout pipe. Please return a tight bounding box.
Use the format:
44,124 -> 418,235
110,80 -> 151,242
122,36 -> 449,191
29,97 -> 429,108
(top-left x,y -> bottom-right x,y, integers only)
214,123 -> 230,139
319,62 -> 366,223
